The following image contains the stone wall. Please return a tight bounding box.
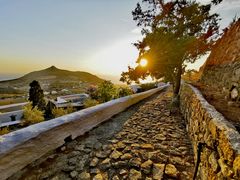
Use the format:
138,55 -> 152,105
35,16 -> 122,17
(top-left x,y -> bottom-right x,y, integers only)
200,20 -> 240,100
180,83 -> 240,179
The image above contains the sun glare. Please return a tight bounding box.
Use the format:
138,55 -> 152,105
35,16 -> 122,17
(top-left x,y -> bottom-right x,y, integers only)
139,59 -> 148,67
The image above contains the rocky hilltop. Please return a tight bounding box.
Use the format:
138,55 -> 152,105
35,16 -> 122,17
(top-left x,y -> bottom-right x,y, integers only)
0,66 -> 104,93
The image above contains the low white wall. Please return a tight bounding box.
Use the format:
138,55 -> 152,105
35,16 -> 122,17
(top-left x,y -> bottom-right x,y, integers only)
0,85 -> 168,180
0,110 -> 23,124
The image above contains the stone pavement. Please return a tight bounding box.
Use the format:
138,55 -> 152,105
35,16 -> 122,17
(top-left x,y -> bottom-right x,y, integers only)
17,88 -> 194,180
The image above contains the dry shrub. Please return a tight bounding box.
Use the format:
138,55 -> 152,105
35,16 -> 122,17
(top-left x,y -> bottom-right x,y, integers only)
0,127 -> 10,135
52,107 -> 67,118
84,98 -> 99,108
22,103 -> 44,126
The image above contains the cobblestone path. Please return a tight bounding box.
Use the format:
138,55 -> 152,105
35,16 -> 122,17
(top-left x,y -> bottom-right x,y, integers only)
16,88 -> 194,180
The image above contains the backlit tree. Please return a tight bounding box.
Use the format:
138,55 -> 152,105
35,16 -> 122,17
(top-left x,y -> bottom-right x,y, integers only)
121,0 -> 222,101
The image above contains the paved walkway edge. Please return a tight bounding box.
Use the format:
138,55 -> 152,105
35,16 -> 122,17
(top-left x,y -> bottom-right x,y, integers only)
0,85 -> 168,180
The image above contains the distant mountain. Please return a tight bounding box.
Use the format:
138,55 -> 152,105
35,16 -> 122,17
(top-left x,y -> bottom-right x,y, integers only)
0,66 -> 104,93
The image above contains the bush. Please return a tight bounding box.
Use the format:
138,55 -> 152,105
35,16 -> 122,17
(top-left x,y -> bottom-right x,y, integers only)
66,105 -> 76,114
97,80 -> 117,103
52,107 -> 67,118
0,127 -> 9,135
86,85 -> 99,100
22,103 -> 44,126
140,83 -> 156,91
84,98 -> 99,108
85,81 -> 133,104
117,87 -> 133,98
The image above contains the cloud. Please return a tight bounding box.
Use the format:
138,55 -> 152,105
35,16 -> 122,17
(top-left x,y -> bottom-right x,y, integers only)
131,27 -> 142,35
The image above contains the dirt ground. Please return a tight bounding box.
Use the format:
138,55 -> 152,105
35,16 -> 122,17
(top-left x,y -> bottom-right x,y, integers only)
192,83 -> 240,132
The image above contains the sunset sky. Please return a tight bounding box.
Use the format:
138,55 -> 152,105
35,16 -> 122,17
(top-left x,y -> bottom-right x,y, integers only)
0,0 -> 239,82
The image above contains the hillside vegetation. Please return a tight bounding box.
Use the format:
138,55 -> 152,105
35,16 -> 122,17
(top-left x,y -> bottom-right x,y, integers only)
0,66 -> 104,94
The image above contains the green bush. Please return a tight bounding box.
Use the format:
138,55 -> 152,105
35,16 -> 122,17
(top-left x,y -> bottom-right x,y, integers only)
22,103 -> 45,126
140,83 -> 156,91
83,98 -> 99,108
85,81 -> 133,104
97,80 -> 117,103
117,87 -> 133,98
86,85 -> 98,100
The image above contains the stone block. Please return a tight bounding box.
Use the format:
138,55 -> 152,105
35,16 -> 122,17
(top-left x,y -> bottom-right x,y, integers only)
209,152 -> 219,173
233,155 -> 240,177
218,158 -> 234,177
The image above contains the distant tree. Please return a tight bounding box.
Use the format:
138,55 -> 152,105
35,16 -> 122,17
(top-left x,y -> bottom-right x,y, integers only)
86,85 -> 99,100
121,0 -> 221,103
117,87 -> 133,98
97,80 -> 117,103
28,80 -> 46,110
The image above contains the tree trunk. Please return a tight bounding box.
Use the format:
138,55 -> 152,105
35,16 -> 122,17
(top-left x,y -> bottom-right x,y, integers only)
173,65 -> 182,97
170,65 -> 182,112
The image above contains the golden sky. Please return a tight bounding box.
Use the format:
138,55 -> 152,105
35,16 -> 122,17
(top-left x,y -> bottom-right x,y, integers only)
0,0 -> 239,82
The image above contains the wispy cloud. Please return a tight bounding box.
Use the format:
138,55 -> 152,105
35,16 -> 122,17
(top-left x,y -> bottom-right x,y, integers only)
131,27 -> 142,35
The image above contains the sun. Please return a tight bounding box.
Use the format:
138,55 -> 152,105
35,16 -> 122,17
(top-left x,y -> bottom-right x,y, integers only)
139,59 -> 148,67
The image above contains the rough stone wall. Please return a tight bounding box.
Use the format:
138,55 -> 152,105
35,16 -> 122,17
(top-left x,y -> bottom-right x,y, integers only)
180,83 -> 240,179
200,20 -> 240,100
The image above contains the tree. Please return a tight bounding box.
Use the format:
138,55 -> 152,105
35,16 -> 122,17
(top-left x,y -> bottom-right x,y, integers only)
117,86 -> 133,98
97,80 -> 117,103
120,0 -> 221,100
86,85 -> 99,100
28,80 -> 46,110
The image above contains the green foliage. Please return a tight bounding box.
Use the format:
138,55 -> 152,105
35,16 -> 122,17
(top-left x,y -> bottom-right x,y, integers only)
140,83 -> 156,92
85,81 -> 134,104
83,98 -> 99,108
121,0 -> 221,95
117,87 -> 133,98
28,80 -> 46,110
96,80 -> 117,103
0,127 -> 10,135
52,107 -> 67,118
22,103 -> 44,126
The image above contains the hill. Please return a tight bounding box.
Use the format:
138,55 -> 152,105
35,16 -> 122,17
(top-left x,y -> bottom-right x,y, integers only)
0,66 -> 104,93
